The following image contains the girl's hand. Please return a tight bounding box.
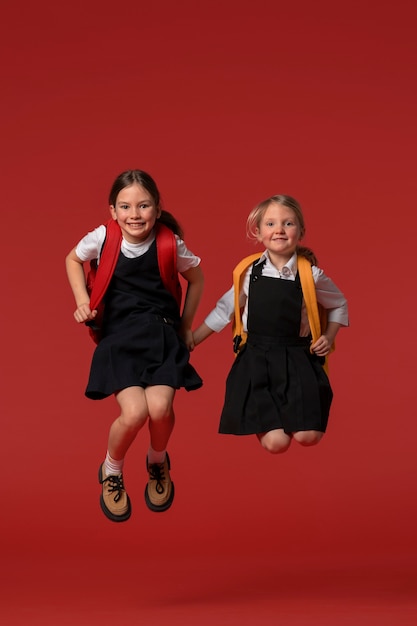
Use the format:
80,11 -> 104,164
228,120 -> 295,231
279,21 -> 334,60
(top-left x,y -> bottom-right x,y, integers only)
310,322 -> 341,356
310,334 -> 331,357
180,327 -> 195,352
74,303 -> 97,324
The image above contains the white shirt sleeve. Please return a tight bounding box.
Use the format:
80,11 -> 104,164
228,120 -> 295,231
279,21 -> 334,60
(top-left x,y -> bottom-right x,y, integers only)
75,225 -> 106,262
312,266 -> 349,326
204,269 -> 250,333
176,237 -> 201,273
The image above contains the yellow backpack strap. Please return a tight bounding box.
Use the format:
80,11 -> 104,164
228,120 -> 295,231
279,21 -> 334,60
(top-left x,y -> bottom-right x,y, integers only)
297,255 -> 321,344
232,253 -> 262,353
297,255 -> 333,374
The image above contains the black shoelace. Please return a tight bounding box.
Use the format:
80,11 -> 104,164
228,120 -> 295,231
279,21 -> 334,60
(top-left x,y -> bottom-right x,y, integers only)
103,474 -> 125,503
148,463 -> 166,494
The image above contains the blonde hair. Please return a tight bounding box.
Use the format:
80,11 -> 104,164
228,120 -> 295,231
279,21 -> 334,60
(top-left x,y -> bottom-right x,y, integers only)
246,195 -> 317,265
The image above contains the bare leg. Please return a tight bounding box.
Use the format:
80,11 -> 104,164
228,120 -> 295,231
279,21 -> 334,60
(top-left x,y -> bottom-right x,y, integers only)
145,385 -> 176,451
108,386 -> 149,460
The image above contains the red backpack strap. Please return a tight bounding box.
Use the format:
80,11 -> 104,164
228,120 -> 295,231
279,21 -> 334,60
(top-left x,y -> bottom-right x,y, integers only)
89,219 -> 122,311
155,222 -> 182,308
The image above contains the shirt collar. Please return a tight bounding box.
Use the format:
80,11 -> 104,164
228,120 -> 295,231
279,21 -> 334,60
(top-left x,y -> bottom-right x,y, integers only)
255,250 -> 298,276
122,229 -> 155,250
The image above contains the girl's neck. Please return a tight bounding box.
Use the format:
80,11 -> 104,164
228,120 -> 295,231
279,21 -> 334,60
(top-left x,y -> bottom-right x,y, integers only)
267,250 -> 294,271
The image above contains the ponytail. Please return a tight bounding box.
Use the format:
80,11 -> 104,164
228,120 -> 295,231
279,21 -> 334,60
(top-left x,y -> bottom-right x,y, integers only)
296,245 -> 317,266
158,210 -> 184,239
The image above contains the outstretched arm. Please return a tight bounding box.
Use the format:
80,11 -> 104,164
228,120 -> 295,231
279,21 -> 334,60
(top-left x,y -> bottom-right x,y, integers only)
65,248 -> 97,324
192,323 -> 214,346
192,282 -> 241,347
179,264 -> 204,351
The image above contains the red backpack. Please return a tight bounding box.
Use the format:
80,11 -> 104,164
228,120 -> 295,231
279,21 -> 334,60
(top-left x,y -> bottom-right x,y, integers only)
86,219 -> 181,343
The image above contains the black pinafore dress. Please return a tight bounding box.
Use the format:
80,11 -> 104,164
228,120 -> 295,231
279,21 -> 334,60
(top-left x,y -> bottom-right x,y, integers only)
86,240 -> 203,400
219,260 -> 333,435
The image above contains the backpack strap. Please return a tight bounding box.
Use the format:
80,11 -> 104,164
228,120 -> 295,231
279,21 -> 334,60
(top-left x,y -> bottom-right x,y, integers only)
297,255 -> 333,374
155,222 -> 182,308
89,218 -> 122,312
297,256 -> 321,344
232,253 -> 262,353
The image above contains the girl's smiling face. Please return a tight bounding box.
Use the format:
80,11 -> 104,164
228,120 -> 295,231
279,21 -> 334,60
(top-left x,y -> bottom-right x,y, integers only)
110,183 -> 160,243
256,202 -> 302,264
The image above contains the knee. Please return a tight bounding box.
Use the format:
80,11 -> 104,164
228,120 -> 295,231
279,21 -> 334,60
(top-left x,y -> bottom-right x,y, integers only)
258,432 -> 291,454
149,400 -> 173,423
119,408 -> 148,430
293,430 -> 323,446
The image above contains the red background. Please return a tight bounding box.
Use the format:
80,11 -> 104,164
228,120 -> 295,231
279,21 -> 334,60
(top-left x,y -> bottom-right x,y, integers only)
1,1 -> 416,624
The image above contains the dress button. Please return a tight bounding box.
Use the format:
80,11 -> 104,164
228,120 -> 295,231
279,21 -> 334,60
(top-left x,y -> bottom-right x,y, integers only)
281,267 -> 290,277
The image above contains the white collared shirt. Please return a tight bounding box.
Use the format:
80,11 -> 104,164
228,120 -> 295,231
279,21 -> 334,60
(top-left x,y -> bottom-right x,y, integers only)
205,251 -> 349,336
75,224 -> 201,274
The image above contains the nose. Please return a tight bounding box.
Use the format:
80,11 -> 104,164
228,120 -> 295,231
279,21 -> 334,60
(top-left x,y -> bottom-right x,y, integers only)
130,206 -> 142,218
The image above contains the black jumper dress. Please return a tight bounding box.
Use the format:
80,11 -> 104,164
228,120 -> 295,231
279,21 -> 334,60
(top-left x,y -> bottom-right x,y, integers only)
86,239 -> 202,400
219,260 -> 333,435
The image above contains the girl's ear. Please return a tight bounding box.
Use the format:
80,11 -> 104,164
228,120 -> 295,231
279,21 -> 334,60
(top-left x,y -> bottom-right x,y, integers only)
109,205 -> 117,220
255,227 -> 262,241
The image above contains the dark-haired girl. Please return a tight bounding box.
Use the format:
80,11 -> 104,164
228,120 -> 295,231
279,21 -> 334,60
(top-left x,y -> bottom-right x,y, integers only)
66,170 -> 203,522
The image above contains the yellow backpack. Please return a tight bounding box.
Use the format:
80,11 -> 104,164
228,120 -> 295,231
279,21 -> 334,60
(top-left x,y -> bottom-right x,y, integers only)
231,254 -> 334,374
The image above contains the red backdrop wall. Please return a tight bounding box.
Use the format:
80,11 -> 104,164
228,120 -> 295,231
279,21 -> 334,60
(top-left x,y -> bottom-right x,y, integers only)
1,1 -> 416,624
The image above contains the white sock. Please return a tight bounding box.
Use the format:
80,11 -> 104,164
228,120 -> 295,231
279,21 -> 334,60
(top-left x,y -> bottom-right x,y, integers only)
147,446 -> 166,465
104,451 -> 124,476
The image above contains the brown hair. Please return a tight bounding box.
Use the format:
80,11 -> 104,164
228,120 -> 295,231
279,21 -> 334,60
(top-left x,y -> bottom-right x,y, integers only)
109,170 -> 184,238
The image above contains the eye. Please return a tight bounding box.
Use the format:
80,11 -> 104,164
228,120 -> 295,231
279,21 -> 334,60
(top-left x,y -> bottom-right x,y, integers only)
285,221 -> 296,227
119,204 -> 129,210
266,221 -> 274,227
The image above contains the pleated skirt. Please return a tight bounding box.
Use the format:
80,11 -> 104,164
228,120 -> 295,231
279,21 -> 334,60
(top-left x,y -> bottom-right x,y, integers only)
86,313 -> 203,400
219,333 -> 333,435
